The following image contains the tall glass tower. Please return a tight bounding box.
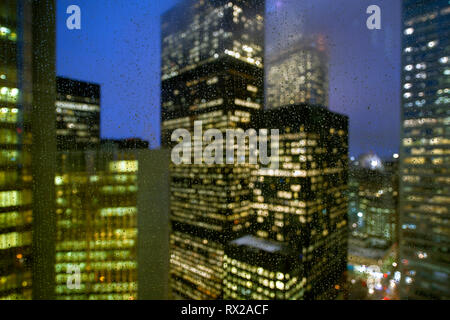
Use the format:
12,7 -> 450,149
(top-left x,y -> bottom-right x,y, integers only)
399,0 -> 450,299
161,0 -> 265,299
0,0 -> 56,299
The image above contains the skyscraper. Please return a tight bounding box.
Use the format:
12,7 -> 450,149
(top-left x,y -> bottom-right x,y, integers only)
56,77 -> 100,151
251,104 -> 348,299
161,0 -> 265,299
399,0 -> 450,299
348,154 -> 398,245
0,0 -> 56,300
266,36 -> 329,108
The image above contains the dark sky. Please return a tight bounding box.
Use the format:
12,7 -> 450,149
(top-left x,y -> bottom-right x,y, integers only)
57,0 -> 401,158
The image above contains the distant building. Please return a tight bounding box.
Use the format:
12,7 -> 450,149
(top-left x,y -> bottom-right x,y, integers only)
348,153 -> 398,246
224,235 -> 305,300
266,36 -> 328,108
399,0 -> 450,299
250,104 -> 348,299
346,154 -> 399,299
56,77 -> 100,151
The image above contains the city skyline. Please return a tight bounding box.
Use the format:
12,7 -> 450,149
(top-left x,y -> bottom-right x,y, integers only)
57,0 -> 401,158
1,0 -> 448,303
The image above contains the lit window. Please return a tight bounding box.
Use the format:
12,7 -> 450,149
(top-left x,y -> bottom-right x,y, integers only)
427,40 -> 438,48
404,65 -> 413,71
404,28 -> 414,35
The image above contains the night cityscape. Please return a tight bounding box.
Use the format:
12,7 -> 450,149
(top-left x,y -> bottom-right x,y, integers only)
0,0 -> 448,308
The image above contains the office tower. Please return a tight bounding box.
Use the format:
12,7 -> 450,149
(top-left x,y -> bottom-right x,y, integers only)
54,142 -> 170,300
399,0 -> 450,299
251,104 -> 348,299
348,153 -> 398,246
161,0 -> 265,299
346,155 -> 399,300
56,77 -> 100,151
0,0 -> 56,299
224,235 -> 305,300
266,36 -> 329,109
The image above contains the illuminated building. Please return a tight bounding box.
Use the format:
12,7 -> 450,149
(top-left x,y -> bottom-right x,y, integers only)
161,0 -> 264,83
161,0 -> 265,299
56,77 -> 100,151
399,0 -> 450,299
54,143 -> 170,300
266,36 -> 329,108
224,235 -> 304,300
0,0 -> 56,299
251,104 -> 348,299
348,153 -> 398,246
347,154 -> 400,300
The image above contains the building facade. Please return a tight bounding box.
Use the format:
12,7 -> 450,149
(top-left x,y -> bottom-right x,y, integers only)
161,0 -> 265,299
399,0 -> 450,299
54,148 -> 139,300
251,104 -> 348,299
56,77 -> 100,151
223,235 -> 305,300
348,154 -> 398,246
54,144 -> 169,300
266,36 -> 329,109
0,0 -> 56,300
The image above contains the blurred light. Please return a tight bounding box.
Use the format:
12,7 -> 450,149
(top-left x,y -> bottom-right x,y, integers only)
439,56 -> 448,64
404,27 -> 414,35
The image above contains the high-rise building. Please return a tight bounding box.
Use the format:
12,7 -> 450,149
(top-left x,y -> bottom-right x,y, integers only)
266,36 -> 329,109
0,0 -> 56,300
399,0 -> 450,299
54,143 -> 170,300
56,77 -> 100,151
251,104 -> 348,299
161,0 -> 265,299
348,153 -> 398,245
